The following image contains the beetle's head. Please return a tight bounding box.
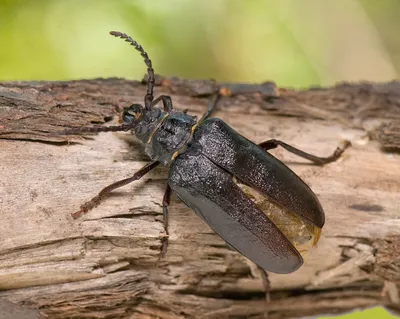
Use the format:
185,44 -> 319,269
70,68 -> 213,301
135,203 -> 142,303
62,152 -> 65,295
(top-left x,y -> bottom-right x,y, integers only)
119,103 -> 164,144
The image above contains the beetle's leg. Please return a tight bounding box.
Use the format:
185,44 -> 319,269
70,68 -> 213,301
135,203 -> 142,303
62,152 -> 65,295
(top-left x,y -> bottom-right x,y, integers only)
199,93 -> 221,122
157,185 -> 172,265
72,161 -> 160,219
257,265 -> 271,319
218,82 -> 279,98
258,139 -> 351,165
200,81 -> 279,122
150,95 -> 173,112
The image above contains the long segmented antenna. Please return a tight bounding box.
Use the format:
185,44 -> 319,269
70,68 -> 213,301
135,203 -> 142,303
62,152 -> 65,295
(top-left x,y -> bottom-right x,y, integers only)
109,31 -> 155,109
51,123 -> 136,137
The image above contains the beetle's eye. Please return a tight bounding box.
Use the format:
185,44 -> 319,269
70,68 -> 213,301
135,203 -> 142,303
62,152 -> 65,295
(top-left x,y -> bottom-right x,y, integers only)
122,104 -> 143,123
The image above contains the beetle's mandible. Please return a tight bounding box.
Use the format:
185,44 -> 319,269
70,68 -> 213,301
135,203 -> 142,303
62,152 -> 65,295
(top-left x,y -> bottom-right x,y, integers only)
59,31 -> 350,290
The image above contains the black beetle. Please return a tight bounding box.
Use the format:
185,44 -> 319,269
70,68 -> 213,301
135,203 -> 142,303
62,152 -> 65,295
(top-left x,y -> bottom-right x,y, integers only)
62,31 -> 349,281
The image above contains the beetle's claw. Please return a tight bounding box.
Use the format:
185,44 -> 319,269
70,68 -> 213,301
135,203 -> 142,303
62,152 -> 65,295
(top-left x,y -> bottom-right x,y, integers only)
341,139 -> 352,149
335,139 -> 352,157
71,207 -> 86,219
156,235 -> 169,267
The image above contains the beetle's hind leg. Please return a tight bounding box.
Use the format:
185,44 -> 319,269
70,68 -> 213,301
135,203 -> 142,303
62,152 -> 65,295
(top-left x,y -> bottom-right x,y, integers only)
157,185 -> 172,265
257,265 -> 271,319
72,161 -> 159,219
258,139 -> 351,165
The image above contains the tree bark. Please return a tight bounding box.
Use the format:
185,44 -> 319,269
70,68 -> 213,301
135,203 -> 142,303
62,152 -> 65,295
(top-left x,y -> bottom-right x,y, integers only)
0,77 -> 399,319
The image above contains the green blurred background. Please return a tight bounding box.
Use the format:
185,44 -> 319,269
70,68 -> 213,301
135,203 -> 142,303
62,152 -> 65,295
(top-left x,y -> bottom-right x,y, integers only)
0,1 -> 398,318
1,0 -> 400,87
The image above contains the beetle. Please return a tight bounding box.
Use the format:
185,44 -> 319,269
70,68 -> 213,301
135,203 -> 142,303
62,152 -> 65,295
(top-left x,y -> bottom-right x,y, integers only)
61,31 -> 349,285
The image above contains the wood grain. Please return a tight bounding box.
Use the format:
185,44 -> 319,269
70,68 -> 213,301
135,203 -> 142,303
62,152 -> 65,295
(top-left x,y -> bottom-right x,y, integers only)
0,78 -> 399,318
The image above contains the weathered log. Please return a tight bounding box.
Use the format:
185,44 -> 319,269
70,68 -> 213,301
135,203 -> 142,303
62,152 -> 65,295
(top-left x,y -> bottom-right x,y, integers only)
0,77 -> 399,319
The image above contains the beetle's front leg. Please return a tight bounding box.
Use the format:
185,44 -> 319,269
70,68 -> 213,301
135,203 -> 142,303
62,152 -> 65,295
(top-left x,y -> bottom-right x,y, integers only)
150,95 -> 173,112
72,161 -> 160,219
258,139 -> 351,165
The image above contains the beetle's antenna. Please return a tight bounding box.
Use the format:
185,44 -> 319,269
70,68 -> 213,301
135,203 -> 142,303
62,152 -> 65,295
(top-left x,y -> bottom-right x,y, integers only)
109,31 -> 155,110
51,124 -> 136,137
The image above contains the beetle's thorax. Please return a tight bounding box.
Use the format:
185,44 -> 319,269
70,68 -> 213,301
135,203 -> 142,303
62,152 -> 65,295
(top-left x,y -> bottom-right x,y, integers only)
134,109 -> 197,165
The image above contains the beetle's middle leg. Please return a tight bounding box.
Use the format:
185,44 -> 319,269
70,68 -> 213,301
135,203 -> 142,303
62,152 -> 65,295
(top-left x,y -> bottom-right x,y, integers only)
258,139 -> 351,165
199,93 -> 221,122
157,184 -> 172,265
72,161 -> 160,219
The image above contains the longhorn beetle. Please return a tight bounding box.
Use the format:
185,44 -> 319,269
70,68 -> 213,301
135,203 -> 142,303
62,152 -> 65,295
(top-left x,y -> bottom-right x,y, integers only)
60,31 -> 350,307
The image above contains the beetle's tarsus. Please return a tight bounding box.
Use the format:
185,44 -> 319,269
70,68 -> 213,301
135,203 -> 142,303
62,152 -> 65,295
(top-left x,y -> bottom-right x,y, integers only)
318,139 -> 352,165
335,140 -> 352,157
156,185 -> 172,266
71,197 -> 99,219
258,138 -> 351,165
71,209 -> 85,219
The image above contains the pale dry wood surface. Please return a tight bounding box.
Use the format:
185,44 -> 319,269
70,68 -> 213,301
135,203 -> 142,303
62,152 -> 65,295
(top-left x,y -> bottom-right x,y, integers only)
0,77 -> 399,318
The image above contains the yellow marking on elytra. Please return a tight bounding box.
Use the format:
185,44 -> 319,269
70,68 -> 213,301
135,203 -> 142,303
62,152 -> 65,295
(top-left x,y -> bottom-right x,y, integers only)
147,113 -> 169,144
171,151 -> 180,161
191,123 -> 198,134
236,181 -> 322,259
313,227 -> 322,247
171,122 -> 199,162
